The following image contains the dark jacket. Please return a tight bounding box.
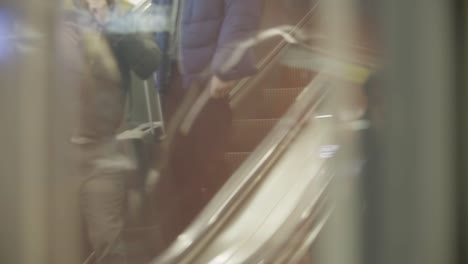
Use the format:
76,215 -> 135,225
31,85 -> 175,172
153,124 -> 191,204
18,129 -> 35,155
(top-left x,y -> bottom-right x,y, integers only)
58,11 -> 161,140
155,0 -> 263,88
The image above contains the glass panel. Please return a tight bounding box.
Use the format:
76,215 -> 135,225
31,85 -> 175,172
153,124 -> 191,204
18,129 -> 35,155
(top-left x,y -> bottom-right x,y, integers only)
0,0 -> 460,263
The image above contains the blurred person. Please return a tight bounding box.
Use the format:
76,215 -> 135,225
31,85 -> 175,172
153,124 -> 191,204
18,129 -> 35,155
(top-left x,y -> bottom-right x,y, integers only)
154,0 -> 263,239
58,0 -> 161,263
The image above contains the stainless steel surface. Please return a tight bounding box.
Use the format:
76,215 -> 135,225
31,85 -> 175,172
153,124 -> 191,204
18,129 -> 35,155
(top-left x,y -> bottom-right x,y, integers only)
249,167 -> 333,264
282,45 -> 377,73
192,106 -> 337,264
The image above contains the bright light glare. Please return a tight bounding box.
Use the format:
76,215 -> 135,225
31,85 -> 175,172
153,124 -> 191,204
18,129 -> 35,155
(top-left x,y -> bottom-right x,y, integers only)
319,145 -> 340,159
315,114 -> 333,119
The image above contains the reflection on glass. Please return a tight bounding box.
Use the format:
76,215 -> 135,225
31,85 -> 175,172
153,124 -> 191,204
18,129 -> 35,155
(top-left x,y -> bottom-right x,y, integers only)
2,0 -> 384,263
0,9 -> 14,62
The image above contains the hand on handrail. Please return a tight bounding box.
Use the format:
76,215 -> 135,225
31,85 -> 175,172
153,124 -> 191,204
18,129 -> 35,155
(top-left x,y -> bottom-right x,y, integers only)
208,76 -> 236,99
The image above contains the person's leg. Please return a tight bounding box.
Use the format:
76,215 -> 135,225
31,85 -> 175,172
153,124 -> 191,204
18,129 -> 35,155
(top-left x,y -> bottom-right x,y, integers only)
164,132 -> 201,241
81,175 -> 127,264
160,78 -> 233,241
191,98 -> 233,202
78,141 -> 135,264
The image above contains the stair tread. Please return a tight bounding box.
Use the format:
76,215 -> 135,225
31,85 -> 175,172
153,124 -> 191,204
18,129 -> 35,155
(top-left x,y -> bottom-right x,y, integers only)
262,86 -> 305,93
275,65 -> 316,88
233,118 -> 278,122
261,87 -> 305,118
229,119 -> 278,152
225,152 -> 252,173
264,86 -> 305,90
233,87 -> 306,120
225,151 -> 252,156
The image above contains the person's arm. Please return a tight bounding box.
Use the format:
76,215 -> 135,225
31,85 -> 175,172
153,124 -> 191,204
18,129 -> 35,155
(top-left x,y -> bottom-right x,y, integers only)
211,0 -> 263,81
208,0 -> 263,98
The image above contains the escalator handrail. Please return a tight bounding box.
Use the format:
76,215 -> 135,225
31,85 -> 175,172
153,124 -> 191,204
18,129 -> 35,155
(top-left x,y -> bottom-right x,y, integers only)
151,71 -> 332,264
292,43 -> 379,70
228,2 -> 321,105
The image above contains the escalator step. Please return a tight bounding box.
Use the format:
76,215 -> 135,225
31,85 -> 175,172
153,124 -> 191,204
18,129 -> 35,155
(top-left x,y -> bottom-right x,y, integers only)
233,86 -> 306,120
262,87 -> 305,118
225,152 -> 251,174
229,119 -> 277,152
232,87 -> 265,120
275,66 -> 316,88
123,226 -> 163,262
256,64 -> 315,90
232,65 -> 315,119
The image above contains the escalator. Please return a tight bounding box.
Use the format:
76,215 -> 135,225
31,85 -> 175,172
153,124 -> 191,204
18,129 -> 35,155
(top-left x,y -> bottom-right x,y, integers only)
152,71 -> 334,264
147,11 -> 374,264
2,0 -> 459,263
121,2 -> 323,256
118,1 -> 375,262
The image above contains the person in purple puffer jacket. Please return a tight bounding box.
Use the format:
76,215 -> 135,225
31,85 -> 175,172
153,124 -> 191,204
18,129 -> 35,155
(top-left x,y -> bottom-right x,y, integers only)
154,0 -> 263,240
179,0 -> 263,88
155,0 -> 263,91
